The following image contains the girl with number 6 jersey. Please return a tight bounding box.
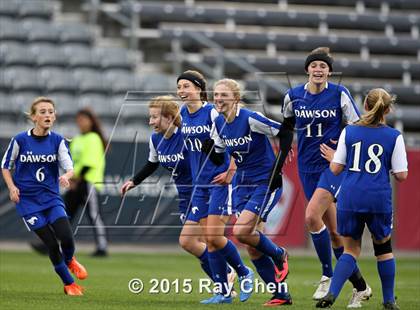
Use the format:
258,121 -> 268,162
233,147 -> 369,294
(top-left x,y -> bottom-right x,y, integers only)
1,97 -> 87,296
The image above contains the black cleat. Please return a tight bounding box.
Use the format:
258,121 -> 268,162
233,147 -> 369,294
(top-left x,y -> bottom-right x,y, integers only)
316,292 -> 335,308
383,301 -> 400,310
91,249 -> 108,257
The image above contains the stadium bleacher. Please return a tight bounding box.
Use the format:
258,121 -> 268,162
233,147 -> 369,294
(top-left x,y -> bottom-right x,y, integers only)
0,0 -> 419,136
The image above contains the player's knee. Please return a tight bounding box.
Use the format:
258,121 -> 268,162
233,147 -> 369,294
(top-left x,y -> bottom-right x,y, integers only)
206,235 -> 223,249
233,225 -> 252,243
305,211 -> 318,230
373,238 -> 393,257
205,234 -> 216,247
179,235 -> 195,253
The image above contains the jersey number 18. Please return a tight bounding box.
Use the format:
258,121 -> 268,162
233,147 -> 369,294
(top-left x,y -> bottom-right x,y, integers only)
350,142 -> 384,174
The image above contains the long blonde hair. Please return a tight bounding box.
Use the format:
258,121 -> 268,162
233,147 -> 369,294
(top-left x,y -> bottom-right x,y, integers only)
149,95 -> 181,127
357,88 -> 395,126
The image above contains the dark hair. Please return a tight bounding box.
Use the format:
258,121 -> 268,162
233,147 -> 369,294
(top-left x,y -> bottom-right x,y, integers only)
177,70 -> 208,102
305,47 -> 333,72
76,108 -> 106,148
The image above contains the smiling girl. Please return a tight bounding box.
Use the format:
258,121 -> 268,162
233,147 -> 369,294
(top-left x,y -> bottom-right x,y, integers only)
282,47 -> 371,306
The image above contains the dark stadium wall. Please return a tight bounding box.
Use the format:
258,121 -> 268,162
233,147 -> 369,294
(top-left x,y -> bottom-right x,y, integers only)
395,148 -> 420,250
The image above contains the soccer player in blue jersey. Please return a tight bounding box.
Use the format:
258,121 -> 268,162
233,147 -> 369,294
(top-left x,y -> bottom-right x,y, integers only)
120,95 -> 214,279
316,89 -> 408,310
177,70 -> 254,304
1,97 -> 87,295
282,47 -> 371,305
203,78 -> 293,306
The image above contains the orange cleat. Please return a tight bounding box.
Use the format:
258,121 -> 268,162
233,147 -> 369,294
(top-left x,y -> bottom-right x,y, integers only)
263,294 -> 292,307
64,282 -> 84,296
67,257 -> 88,280
274,249 -> 289,283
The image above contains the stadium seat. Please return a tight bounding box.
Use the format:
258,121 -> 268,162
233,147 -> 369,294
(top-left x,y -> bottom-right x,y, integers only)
140,73 -> 175,92
115,94 -> 150,119
58,23 -> 94,45
23,20 -> 60,43
160,27 -> 420,56
0,72 -> 12,91
77,94 -> 113,117
0,42 -> 36,67
0,1 -> 19,18
48,93 -> 78,117
9,92 -> 45,113
73,68 -> 109,94
64,45 -> 101,68
95,47 -> 134,70
4,67 -> 44,92
19,0 -> 54,20
120,1 -> 417,32
199,54 -> 420,80
0,91 -> 10,112
286,0 -> 420,10
104,70 -> 142,95
40,68 -> 79,93
30,43 -> 69,67
0,19 -> 27,42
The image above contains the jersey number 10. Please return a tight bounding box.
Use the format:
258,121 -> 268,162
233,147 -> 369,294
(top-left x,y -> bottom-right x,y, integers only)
350,142 -> 384,174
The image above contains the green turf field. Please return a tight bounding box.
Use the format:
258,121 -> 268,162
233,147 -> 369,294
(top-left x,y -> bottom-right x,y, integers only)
1,250 -> 419,309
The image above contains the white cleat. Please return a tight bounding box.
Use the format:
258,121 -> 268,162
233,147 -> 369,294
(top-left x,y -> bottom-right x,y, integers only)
313,275 -> 332,300
347,285 -> 372,308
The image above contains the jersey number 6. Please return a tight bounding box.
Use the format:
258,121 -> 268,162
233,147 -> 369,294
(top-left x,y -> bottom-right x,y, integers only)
36,167 -> 45,182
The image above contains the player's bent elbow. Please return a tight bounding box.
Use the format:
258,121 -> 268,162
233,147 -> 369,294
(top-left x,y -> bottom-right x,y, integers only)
329,163 -> 343,175
394,171 -> 408,182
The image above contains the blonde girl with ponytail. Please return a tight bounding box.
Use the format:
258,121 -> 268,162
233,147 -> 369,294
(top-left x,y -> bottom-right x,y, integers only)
317,89 -> 408,309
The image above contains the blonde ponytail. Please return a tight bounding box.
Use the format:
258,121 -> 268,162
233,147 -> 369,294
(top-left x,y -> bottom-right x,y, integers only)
358,88 -> 395,126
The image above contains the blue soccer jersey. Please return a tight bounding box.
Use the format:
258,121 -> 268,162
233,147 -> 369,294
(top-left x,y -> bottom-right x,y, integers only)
1,130 -> 73,216
283,82 -> 360,173
149,128 -> 191,185
180,103 -> 229,184
333,125 -> 408,213
212,107 -> 281,183
149,127 -> 192,186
